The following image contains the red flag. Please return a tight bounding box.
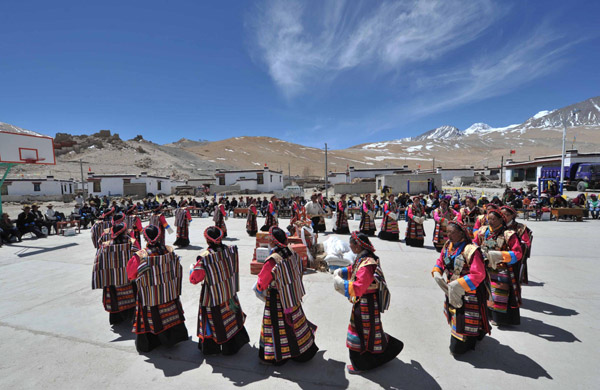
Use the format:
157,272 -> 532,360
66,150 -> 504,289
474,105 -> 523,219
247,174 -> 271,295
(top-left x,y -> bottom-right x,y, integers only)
88,167 -> 91,172
510,150 -> 516,155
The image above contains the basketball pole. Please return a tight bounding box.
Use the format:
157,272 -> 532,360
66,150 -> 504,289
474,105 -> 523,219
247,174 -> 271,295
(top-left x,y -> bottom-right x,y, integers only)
0,163 -> 15,215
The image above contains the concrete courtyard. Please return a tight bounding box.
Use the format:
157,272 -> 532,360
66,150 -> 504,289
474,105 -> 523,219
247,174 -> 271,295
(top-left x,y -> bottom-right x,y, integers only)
0,214 -> 597,389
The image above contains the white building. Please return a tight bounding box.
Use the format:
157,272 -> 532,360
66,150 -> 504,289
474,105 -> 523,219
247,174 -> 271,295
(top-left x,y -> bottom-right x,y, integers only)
1,176 -> 77,200
504,150 -> 600,184
86,172 -> 181,197
435,168 -> 475,183
348,166 -> 410,181
327,171 -> 349,184
214,166 -> 283,192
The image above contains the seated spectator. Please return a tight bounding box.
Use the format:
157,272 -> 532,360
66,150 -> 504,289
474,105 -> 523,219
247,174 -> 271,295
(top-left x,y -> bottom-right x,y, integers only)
588,194 -> 599,219
79,203 -> 95,228
0,213 -> 22,244
17,205 -> 46,238
32,204 -> 53,235
44,204 -> 60,235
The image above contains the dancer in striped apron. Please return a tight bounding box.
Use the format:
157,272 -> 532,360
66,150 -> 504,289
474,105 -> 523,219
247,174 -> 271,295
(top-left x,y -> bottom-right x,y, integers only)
91,207 -> 114,249
213,198 -> 228,237
148,204 -> 173,246
127,225 -> 188,353
253,227 -> 318,365
333,194 -> 350,235
173,200 -> 193,247
246,199 -> 258,237
501,205 -> 533,285
459,196 -> 482,239
92,222 -> 139,325
473,209 -> 523,326
260,195 -> 279,232
124,205 -> 143,245
190,226 -> 250,355
333,232 -> 403,374
405,196 -> 426,247
359,194 -> 376,236
432,221 -> 490,355
378,194 -> 400,241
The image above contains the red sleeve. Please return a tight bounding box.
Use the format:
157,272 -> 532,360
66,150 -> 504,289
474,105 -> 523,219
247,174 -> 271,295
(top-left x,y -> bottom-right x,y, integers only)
186,210 -> 192,221
160,215 -> 168,227
521,229 -> 532,249
349,264 -> 376,298
455,210 -> 463,223
127,254 -> 140,280
473,217 -> 482,231
189,258 -> 206,285
407,206 -> 414,219
257,258 -> 276,291
456,249 -> 486,292
507,233 -> 523,262
220,205 -> 226,216
135,218 -> 143,232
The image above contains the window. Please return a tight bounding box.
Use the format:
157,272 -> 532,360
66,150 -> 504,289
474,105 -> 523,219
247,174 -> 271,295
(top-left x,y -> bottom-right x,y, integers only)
219,176 -> 225,185
279,176 -> 282,182
157,181 -> 162,191
69,184 -> 72,193
270,175 -> 272,183
257,173 -> 264,184
1,184 -> 7,196
33,183 -> 41,192
93,181 -> 101,192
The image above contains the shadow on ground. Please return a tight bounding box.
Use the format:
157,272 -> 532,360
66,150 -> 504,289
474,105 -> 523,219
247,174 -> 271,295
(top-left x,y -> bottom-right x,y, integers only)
500,316 -> 580,343
521,298 -> 579,317
360,358 -> 442,389
142,338 -> 204,377
456,337 -> 553,379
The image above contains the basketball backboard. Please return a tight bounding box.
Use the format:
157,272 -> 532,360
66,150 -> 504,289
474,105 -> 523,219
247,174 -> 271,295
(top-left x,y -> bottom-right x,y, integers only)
0,131 -> 56,165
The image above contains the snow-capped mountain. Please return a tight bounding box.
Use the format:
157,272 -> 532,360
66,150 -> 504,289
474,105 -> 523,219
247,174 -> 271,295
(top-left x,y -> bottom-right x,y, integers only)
522,97 -> 600,129
0,122 -> 43,136
413,125 -> 461,141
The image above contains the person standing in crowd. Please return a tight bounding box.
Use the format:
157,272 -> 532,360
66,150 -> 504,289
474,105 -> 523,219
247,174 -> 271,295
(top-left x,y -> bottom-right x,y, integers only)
189,226 -> 250,355
333,232 -> 403,374
75,193 -> 84,208
333,194 -> 350,235
359,194 -> 376,236
501,205 -> 533,285
431,221 -> 490,355
246,198 -> 259,237
126,225 -> 188,352
432,196 -> 461,252
253,227 -> 319,365
459,196 -> 482,239
173,200 -> 193,247
306,194 -> 326,233
378,194 -> 400,241
260,195 -> 279,232
124,205 -> 143,244
213,198 -> 228,238
474,209 -> 523,326
17,205 -> 46,238
149,204 -> 173,246
289,196 -> 302,227
473,203 -> 501,234
92,223 -> 139,325
405,196 -> 426,247
0,213 -> 21,243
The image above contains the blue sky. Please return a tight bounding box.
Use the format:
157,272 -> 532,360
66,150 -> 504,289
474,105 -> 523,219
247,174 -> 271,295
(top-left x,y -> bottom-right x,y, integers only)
1,0 -> 599,149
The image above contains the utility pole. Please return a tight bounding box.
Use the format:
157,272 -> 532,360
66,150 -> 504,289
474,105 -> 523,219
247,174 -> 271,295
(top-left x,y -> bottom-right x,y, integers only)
500,155 -> 504,184
324,143 -> 328,199
560,109 -> 580,194
288,162 -> 291,185
79,158 -> 86,199
432,157 -> 435,172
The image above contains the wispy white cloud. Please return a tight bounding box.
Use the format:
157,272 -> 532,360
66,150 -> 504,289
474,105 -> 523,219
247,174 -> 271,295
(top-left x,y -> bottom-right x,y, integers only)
247,0 -> 501,97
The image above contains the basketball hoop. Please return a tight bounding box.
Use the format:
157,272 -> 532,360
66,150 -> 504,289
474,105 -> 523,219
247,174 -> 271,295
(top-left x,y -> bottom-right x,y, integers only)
23,158 -> 44,164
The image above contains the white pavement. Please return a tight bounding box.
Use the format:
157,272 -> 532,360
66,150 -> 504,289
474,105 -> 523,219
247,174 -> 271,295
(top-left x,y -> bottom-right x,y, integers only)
0,215 -> 598,389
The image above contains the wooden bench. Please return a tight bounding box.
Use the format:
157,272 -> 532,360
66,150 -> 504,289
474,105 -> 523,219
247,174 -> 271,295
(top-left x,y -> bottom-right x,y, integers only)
57,220 -> 81,235
233,208 -> 248,218
551,208 -> 584,222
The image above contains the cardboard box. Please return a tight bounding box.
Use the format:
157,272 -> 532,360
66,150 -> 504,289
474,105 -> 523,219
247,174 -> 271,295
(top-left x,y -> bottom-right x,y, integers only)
250,260 -> 264,275
255,247 -> 270,263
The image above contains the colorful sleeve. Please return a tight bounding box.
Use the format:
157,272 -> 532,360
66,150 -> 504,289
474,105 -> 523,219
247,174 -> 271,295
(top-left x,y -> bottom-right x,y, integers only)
160,215 -> 169,228
521,229 -> 532,249
339,265 -> 352,280
455,210 -> 463,223
189,257 -> 206,284
135,218 -> 143,232
186,210 -> 192,221
432,252 -> 444,275
257,258 -> 276,291
457,249 -> 485,292
473,217 -> 481,232
344,264 -> 376,298
472,231 -> 481,245
407,206 -> 414,220
433,209 -> 441,222
500,234 -> 523,265
362,203 -> 368,213
269,203 -> 276,216
338,201 -> 343,212
383,203 -> 390,215
126,254 -> 140,281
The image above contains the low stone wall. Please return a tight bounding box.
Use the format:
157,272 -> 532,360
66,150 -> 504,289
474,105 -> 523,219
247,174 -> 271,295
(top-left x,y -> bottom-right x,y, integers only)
2,194 -> 75,203
334,182 -> 376,195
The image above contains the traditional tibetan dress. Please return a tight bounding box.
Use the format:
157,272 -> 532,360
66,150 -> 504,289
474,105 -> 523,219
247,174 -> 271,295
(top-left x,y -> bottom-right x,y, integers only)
92,236 -> 139,324
246,205 -> 258,236
290,201 -> 301,227
432,241 -> 490,354
472,214 -> 488,235
127,245 -> 188,352
405,203 -> 426,247
256,248 -> 318,364
359,201 -> 376,236
190,245 -> 250,355
91,220 -> 111,248
125,214 -> 143,244
432,207 -> 460,252
341,250 -> 403,371
149,213 -> 170,246
333,200 -> 350,234
474,226 -> 523,325
378,201 -> 400,241
506,220 -> 533,284
260,202 -> 278,231
459,207 -> 482,239
213,204 -> 228,237
173,207 -> 192,247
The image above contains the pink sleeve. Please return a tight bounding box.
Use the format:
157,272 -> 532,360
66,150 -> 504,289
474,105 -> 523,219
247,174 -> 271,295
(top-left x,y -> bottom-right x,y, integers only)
383,203 -> 390,215
189,258 -> 206,285
362,203 -> 368,212
127,254 -> 140,280
472,231 -> 481,245
455,210 -> 463,223
507,234 -> 523,262
433,209 -> 441,222
521,229 -> 532,249
407,207 -> 414,219
473,218 -> 482,231
135,218 -> 143,231
349,264 -> 376,298
457,249 -> 486,292
257,258 -> 276,291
